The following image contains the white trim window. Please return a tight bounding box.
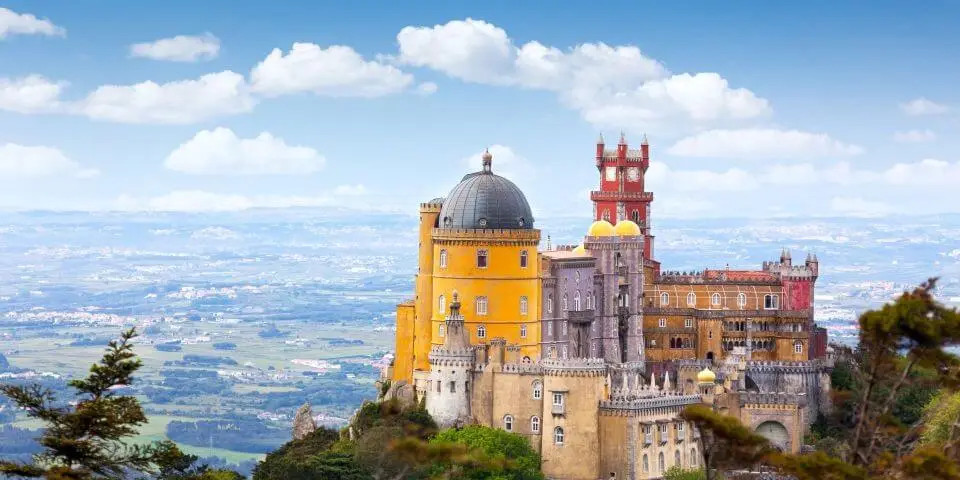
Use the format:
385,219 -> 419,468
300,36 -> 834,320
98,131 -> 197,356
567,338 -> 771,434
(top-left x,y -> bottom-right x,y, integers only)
554,426 -> 565,445
553,392 -> 564,407
520,323 -> 527,338
561,344 -> 568,358
562,294 -> 568,311
547,321 -> 553,336
438,294 -> 446,313
520,250 -> 528,268
686,292 -> 697,307
477,325 -> 486,338
520,296 -> 528,315
476,296 -> 488,315
439,249 -> 448,268
532,380 -> 543,399
685,318 -> 693,328
794,341 -> 803,354
660,292 -> 669,306
574,291 -> 582,311
711,293 -> 721,306
438,324 -> 445,337
764,294 -> 779,310
737,292 -> 747,308
476,249 -> 488,268
561,321 -> 568,336
659,318 -> 666,328
531,416 -> 541,433
547,295 -> 553,314
503,415 -> 514,432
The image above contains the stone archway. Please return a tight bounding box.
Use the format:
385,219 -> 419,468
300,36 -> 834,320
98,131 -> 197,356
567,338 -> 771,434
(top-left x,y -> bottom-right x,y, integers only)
755,421 -> 790,452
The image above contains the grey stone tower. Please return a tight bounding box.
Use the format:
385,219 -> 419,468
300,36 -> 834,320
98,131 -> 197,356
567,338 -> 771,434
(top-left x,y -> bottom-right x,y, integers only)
426,294 -> 475,428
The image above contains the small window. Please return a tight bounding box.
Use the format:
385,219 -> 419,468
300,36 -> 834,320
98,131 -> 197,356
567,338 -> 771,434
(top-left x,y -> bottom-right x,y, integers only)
504,415 -> 514,431
764,294 -> 779,309
659,318 -> 666,328
439,249 -> 448,268
438,324 -> 445,337
554,426 -> 565,445
690,448 -> 697,466
533,381 -> 542,399
553,392 -> 564,406
476,296 -> 488,315
561,321 -> 568,336
438,294 -> 446,313
686,292 -> 696,307
658,452 -> 665,473
643,454 -> 649,473
632,210 -> 640,223
547,322 -> 553,336
660,292 -> 669,306
547,295 -> 553,314
562,294 -> 568,311
520,324 -> 527,338
574,291 -> 581,310
737,292 -> 746,308
711,293 -> 721,306
520,250 -> 528,268
675,450 -> 681,468
477,249 -> 488,268
531,416 -> 541,433
561,345 -> 568,358
436,380 -> 441,393
520,296 -> 528,315
685,318 -> 693,328
794,341 -> 803,354
477,325 -> 486,338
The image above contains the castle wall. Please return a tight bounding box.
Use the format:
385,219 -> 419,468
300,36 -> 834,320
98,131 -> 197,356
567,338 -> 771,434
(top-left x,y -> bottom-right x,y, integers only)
413,204 -> 442,373
540,365 -> 606,480
489,367 -> 545,453
392,301 -> 416,382
745,362 -> 824,423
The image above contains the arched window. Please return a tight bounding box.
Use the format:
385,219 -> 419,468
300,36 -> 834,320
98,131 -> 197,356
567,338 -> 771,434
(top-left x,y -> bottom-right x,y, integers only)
547,295 -> 553,314
561,321 -> 568,336
531,416 -> 540,433
632,210 -> 640,223
532,380 -> 542,399
520,250 -> 528,268
686,292 -> 696,307
554,427 -> 565,445
658,452 -> 665,473
438,294 -> 446,313
439,249 -> 448,268
574,291 -> 582,311
737,292 -> 746,308
476,249 -> 488,268
660,292 -> 669,305
690,448 -> 697,466
675,449 -> 681,467
711,293 -> 721,306
519,296 -> 528,315
477,325 -> 486,338
438,324 -> 445,337
503,415 -> 513,432
575,271 -> 581,283
562,294 -> 568,311
795,341 -> 803,354
643,454 -> 649,473
520,323 -> 527,338
476,296 -> 488,315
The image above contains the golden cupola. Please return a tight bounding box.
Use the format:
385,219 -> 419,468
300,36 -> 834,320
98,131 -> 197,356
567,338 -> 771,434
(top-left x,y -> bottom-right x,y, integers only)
613,219 -> 641,236
587,219 -> 615,236
697,367 -> 716,383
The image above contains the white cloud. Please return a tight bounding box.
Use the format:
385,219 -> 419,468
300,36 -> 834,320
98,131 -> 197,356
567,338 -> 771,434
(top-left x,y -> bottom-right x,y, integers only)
668,128 -> 864,159
130,33 -> 220,62
116,188 -> 381,212
893,129 -> 936,143
0,143 -> 97,179
416,82 -> 438,95
0,75 -> 65,113
191,226 -> 240,240
396,18 -> 769,131
646,161 -> 755,192
333,184 -> 367,195
881,158 -> 960,186
250,43 -> 413,97
830,197 -> 895,217
164,127 -> 325,175
463,144 -> 534,182
79,71 -> 255,124
900,97 -> 949,116
0,7 -> 65,39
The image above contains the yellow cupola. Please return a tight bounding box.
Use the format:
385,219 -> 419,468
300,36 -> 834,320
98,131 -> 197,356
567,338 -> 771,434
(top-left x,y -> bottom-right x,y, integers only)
587,220 -> 615,237
571,244 -> 586,255
697,367 -> 716,383
614,219 -> 641,236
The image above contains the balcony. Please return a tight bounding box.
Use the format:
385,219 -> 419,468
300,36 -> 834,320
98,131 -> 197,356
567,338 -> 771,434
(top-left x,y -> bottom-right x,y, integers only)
590,190 -> 654,202
644,433 -> 652,446
676,431 -> 685,442
552,403 -> 565,415
568,309 -> 594,324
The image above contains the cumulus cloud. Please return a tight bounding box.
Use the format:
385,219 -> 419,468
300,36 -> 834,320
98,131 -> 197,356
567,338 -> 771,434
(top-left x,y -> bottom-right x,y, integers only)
646,161 -> 755,192
463,144 -> 535,182
0,143 -> 97,179
893,129 -> 936,143
881,158 -> 960,186
900,97 -> 949,116
164,127 -> 325,175
115,187 -> 384,213
416,82 -> 438,95
79,71 -> 255,124
0,7 -> 65,39
0,75 -> 65,113
333,184 -> 367,195
668,128 -> 864,159
250,43 -> 414,97
130,33 -> 220,62
396,18 -> 769,130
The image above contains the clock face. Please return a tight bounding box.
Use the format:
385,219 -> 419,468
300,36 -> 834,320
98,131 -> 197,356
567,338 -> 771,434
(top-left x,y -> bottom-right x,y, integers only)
627,167 -> 639,181
605,166 -> 617,181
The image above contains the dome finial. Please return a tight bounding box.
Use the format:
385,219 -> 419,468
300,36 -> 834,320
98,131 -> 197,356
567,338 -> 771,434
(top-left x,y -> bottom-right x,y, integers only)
482,148 -> 493,173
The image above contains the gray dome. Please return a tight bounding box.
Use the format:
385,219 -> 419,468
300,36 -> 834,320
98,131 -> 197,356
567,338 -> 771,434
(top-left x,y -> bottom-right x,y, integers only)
439,153 -> 534,230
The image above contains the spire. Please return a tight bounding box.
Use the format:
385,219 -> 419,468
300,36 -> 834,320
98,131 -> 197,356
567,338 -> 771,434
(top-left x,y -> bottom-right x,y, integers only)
641,133 -> 649,145
663,370 -> 671,392
649,371 -> 657,390
619,131 -> 627,145
481,148 -> 493,173
597,132 -> 605,145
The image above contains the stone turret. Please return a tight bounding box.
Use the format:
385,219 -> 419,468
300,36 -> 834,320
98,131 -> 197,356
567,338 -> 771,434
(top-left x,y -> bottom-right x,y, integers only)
426,294 -> 475,428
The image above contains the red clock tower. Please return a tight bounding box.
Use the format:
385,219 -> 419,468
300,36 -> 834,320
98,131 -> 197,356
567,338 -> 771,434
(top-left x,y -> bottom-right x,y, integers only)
590,132 -> 656,261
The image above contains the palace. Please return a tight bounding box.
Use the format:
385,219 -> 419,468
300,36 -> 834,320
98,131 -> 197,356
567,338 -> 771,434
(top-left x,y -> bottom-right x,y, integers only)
384,134 -> 833,480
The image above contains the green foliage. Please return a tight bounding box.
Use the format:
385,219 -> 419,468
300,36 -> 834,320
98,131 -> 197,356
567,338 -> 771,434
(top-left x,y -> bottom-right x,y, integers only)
251,427 -> 349,480
767,451 -> 867,480
663,465 -> 706,480
427,425 -> 543,480
680,404 -> 772,480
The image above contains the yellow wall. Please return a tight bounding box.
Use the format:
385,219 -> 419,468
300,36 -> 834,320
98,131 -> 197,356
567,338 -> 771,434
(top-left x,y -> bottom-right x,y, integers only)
392,301 -> 415,382
428,229 -> 542,360
412,204 -> 442,372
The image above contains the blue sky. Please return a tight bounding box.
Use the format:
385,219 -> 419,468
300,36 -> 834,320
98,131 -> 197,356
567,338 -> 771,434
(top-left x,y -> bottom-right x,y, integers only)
0,1 -> 957,218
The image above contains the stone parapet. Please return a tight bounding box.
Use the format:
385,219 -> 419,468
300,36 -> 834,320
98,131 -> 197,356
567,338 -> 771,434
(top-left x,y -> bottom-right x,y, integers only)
541,357 -> 608,377
599,394 -> 702,415
740,392 -> 807,407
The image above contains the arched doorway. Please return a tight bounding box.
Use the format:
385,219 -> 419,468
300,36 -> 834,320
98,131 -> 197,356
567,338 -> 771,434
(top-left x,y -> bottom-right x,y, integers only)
706,351 -> 714,362
755,421 -> 790,452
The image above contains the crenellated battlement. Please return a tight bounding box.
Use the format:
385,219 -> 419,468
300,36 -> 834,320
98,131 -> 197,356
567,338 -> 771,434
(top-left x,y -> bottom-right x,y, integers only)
740,392 -> 807,407
541,357 -> 608,376
599,394 -> 702,415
